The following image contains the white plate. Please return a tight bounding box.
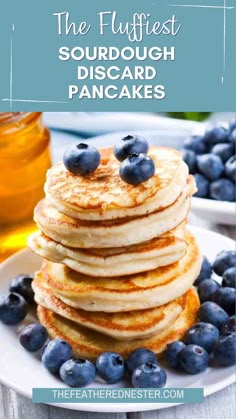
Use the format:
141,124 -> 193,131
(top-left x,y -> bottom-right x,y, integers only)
0,226 -> 235,413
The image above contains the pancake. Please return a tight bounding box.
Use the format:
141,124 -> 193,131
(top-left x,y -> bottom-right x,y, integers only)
28,223 -> 187,277
45,146 -> 189,221
37,287 -> 200,359
33,272 -> 186,340
34,177 -> 195,249
41,230 -> 202,312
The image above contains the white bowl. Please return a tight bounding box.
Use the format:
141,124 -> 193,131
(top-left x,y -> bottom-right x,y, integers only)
192,197 -> 235,226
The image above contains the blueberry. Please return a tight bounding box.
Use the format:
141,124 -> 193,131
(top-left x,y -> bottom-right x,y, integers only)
194,257 -> 212,286
213,332 -> 236,366
96,352 -> 125,384
198,279 -> 220,303
60,358 -> 96,387
225,156 -> 236,183
63,143 -> 100,176
211,143 -> 234,163
185,322 -> 219,353
211,287 -> 236,316
198,301 -> 229,329
182,149 -> 197,174
132,363 -> 167,388
229,121 -> 236,133
213,250 -> 236,276
204,125 -> 229,146
19,323 -> 48,352
178,345 -> 209,374
194,174 -> 209,198
9,274 -> 34,304
114,135 -> 149,162
229,128 -> 236,145
222,267 -> 236,288
127,348 -> 158,374
42,339 -> 72,374
197,154 -> 224,181
166,341 -> 185,368
119,154 -> 155,185
184,135 -> 208,154
221,315 -> 236,335
0,293 -> 28,325
210,178 -> 235,202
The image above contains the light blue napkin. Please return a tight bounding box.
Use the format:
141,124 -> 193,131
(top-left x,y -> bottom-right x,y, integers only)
46,112 -> 202,163
44,112 -> 200,137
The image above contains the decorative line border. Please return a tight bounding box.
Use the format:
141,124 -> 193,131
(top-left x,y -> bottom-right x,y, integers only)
1,1 -> 234,106
168,0 -> 235,85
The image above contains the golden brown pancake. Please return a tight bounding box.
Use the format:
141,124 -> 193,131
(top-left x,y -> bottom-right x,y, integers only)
40,230 -> 202,312
28,223 -> 187,277
37,287 -> 200,359
34,177 -> 195,248
33,271 -> 187,340
45,146 -> 189,221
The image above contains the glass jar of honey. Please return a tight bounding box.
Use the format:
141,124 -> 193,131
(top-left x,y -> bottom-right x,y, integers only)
0,112 -> 51,261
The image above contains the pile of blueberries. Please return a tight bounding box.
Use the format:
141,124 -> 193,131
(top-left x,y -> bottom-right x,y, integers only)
182,121 -> 236,201
63,135 -> 156,185
41,344 -> 166,389
0,249 -> 235,388
166,250 -> 236,373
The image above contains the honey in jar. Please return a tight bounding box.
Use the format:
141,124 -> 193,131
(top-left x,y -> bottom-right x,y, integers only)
0,112 -> 51,261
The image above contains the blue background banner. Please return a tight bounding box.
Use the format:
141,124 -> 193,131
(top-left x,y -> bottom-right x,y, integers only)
32,387 -> 204,403
0,0 -> 235,111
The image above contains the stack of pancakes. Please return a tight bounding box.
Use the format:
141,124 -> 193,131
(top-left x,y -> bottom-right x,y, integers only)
29,146 -> 202,360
